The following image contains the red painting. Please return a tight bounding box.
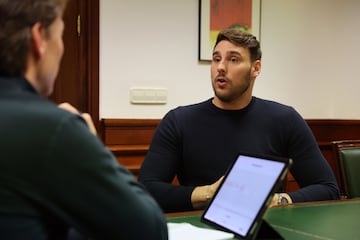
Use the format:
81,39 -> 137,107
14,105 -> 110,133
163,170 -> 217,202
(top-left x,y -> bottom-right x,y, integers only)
210,0 -> 252,32
199,0 -> 258,61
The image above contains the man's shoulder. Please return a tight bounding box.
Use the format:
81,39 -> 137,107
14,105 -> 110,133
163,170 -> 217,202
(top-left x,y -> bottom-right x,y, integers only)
172,99 -> 211,112
254,97 -> 295,112
3,95 -> 78,127
26,98 -> 73,119
252,97 -> 304,123
165,99 -> 210,119
159,99 -> 212,126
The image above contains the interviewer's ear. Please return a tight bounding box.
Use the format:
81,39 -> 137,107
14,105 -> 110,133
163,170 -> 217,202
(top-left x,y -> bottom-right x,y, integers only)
31,22 -> 47,59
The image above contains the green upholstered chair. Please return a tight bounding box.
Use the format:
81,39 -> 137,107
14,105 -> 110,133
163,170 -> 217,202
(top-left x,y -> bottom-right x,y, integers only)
332,140 -> 360,199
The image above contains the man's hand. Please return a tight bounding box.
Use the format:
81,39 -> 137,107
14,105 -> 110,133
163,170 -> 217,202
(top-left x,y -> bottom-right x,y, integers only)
58,102 -> 97,135
269,193 -> 293,208
191,176 -> 224,209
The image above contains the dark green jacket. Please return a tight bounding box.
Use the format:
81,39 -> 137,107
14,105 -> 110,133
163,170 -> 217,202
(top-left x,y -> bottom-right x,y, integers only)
0,76 -> 168,240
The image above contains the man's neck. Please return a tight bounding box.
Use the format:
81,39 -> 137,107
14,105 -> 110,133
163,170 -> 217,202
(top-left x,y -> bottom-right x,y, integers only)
212,95 -> 253,110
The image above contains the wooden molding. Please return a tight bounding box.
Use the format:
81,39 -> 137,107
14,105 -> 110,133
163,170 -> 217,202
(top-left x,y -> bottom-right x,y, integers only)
86,0 -> 100,132
101,119 -> 160,177
101,119 -> 160,145
101,118 -> 360,192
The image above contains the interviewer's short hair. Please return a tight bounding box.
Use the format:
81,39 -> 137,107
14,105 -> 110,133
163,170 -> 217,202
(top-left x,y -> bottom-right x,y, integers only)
0,0 -> 68,76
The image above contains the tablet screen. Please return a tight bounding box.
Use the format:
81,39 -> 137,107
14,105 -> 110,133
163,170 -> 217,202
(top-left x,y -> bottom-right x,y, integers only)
202,153 -> 289,238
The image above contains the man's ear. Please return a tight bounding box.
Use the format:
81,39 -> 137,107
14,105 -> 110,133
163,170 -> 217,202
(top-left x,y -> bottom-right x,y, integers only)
31,22 -> 46,59
252,60 -> 261,77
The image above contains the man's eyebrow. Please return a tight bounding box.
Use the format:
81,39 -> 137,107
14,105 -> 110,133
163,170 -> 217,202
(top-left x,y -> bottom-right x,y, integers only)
212,50 -> 242,56
212,51 -> 220,56
228,50 -> 242,56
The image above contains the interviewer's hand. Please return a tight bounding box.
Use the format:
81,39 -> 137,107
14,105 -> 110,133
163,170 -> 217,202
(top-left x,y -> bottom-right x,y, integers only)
58,102 -> 97,135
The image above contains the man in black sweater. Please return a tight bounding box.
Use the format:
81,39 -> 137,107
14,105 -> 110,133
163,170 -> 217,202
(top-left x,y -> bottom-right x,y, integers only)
139,29 -> 340,213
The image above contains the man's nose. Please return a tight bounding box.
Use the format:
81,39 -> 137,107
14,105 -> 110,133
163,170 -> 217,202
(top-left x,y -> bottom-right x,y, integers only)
217,60 -> 226,73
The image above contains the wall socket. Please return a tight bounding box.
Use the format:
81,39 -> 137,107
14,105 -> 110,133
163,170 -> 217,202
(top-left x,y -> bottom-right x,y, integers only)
129,88 -> 167,104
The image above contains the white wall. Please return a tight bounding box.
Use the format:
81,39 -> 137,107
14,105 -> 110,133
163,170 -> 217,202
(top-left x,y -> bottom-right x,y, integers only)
100,0 -> 360,119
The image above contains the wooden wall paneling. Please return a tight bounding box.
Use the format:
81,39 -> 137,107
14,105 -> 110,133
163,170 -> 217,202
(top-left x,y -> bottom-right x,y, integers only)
101,119 -> 160,177
307,119 -> 360,194
101,118 -> 360,192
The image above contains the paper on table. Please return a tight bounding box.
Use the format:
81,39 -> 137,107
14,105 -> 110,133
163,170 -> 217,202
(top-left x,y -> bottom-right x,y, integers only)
168,222 -> 234,240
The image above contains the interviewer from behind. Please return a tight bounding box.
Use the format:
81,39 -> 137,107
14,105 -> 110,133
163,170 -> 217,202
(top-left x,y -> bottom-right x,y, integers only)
0,0 -> 167,239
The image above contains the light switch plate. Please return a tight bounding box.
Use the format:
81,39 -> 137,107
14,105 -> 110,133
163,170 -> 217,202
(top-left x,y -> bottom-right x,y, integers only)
130,88 -> 167,104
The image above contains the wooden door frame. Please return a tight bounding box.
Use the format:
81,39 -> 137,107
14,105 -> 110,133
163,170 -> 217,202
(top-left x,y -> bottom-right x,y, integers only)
84,0 -> 100,132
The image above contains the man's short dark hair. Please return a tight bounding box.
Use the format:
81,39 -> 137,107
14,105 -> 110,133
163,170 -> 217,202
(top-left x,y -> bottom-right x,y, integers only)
214,29 -> 262,62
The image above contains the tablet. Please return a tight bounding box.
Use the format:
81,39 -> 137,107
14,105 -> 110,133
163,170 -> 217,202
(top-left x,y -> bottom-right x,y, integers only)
201,152 -> 292,239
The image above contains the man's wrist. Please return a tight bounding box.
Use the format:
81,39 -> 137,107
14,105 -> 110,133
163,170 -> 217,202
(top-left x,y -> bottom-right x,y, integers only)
192,185 -> 212,209
277,193 -> 291,205
205,185 -> 211,202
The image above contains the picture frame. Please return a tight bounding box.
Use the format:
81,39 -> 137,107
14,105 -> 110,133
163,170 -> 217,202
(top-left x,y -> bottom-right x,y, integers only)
199,0 -> 261,61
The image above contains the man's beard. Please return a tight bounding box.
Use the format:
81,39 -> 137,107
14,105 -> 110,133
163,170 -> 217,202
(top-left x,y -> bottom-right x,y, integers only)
213,69 -> 252,103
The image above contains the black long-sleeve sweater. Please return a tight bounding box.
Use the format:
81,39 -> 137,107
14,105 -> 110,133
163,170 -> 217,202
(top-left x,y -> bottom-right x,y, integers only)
139,97 -> 340,213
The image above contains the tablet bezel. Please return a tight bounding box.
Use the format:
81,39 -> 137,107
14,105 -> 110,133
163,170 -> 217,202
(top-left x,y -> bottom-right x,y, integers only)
201,152 -> 292,240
